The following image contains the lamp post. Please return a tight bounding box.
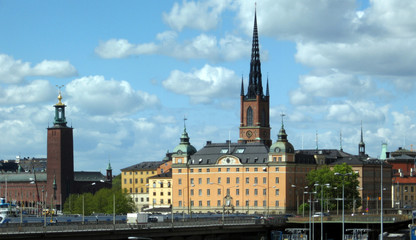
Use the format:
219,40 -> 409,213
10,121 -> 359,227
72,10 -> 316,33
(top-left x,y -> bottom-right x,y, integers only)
334,172 -> 352,240
181,184 -> 194,221
303,186 -> 308,217
291,185 -> 300,214
314,183 -> 330,240
304,190 -> 316,240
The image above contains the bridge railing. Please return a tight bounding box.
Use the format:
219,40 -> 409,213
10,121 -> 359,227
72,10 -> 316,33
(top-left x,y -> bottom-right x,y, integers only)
0,218 -> 261,235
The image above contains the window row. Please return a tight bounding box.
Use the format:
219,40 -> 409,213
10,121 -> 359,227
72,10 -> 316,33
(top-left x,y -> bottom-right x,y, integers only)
124,171 -> 155,175
178,200 -> 279,207
178,188 -> 279,196
179,167 -> 281,173
179,177 -> 279,185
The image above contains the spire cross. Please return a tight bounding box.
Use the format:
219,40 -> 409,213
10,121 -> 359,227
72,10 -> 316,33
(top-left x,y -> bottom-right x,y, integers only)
183,116 -> 187,130
56,85 -> 64,94
280,112 -> 286,128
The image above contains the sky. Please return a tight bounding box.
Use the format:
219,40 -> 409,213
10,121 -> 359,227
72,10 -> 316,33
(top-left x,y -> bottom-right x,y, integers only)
1,0 -> 416,175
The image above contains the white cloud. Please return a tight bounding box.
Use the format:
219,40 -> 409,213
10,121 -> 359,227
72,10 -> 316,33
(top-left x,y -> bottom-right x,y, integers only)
94,39 -> 158,59
95,33 -> 249,62
0,54 -> 77,83
162,0 -> 231,31
0,80 -> 56,105
65,76 -> 159,116
162,64 -> 239,104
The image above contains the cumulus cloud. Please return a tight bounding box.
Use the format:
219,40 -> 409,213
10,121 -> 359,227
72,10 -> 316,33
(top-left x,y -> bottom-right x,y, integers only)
95,33 -> 249,62
0,80 -> 56,105
65,76 -> 159,116
0,54 -> 77,83
162,0 -> 231,31
162,64 -> 239,104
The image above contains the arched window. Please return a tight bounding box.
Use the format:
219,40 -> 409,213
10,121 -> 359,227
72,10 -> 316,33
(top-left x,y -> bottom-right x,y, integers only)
247,107 -> 253,126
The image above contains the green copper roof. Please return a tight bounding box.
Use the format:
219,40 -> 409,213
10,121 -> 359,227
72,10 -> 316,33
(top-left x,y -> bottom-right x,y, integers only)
173,126 -> 197,155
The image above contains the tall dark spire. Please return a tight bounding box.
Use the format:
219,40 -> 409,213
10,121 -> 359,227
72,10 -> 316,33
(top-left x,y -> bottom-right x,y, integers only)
240,75 -> 244,96
247,7 -> 263,99
266,75 -> 269,97
359,121 -> 366,157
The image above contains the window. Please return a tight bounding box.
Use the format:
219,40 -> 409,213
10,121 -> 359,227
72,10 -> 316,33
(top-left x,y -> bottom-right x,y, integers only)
236,148 -> 245,153
199,178 -> 202,184
179,189 -> 182,196
227,177 -> 230,184
135,188 -> 138,193
220,149 -> 228,154
218,188 -> 221,195
124,179 -> 126,184
190,178 -> 194,184
273,157 -> 276,162
254,201 -> 258,207
275,189 -> 280,196
245,200 -> 250,207
218,168 -> 222,172
246,177 -> 250,184
227,188 -> 230,195
168,192 -> 171,196
275,177 -> 279,184
263,189 -> 267,196
207,189 -> 211,196
218,177 -> 221,184
263,200 -> 267,207
236,177 -> 240,184
179,179 -> 182,185
254,177 -> 258,184
247,107 -> 253,126
199,201 -> 202,207
227,168 -> 230,172
246,168 -> 249,172
124,172 -> 126,175
198,169 -> 202,173
207,201 -> 211,207
236,168 -> 240,172
160,192 -> 164,196
135,179 -> 138,184
278,157 -> 282,162
207,169 -> 210,172
141,178 -> 144,183
254,189 -> 258,195
207,178 -> 210,184
190,189 -> 194,196
191,201 -> 194,207
190,169 -> 194,173
236,200 -> 239,206
160,182 -> 164,188
217,200 -> 221,206
168,182 -> 171,187
141,188 -> 143,193
275,167 -> 279,172
129,179 -> 132,184
254,168 -> 258,172
129,188 -> 132,193
153,192 -> 156,196
179,201 -> 182,207
263,177 -> 267,184
178,169 -> 182,173
246,189 -> 249,195
236,189 -> 240,195
275,201 -> 279,206
199,189 -> 202,196
168,199 -> 171,204
153,182 -> 156,188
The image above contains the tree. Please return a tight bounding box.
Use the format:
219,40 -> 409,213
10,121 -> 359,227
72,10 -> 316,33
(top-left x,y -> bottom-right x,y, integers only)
63,186 -> 134,215
306,163 -> 361,211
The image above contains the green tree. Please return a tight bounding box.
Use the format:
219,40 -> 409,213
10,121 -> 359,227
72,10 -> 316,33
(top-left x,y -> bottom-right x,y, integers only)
63,186 -> 134,215
306,163 -> 361,211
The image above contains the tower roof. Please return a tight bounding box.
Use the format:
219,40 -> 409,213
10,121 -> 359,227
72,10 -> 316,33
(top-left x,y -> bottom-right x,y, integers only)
173,118 -> 197,155
246,7 -> 263,99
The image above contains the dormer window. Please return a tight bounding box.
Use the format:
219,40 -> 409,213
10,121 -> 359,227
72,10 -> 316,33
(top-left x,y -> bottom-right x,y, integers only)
220,149 -> 228,154
235,148 -> 245,154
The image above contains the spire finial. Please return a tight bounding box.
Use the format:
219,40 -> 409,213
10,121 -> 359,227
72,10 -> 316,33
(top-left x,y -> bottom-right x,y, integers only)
183,116 -> 187,130
56,85 -> 64,105
280,112 -> 286,128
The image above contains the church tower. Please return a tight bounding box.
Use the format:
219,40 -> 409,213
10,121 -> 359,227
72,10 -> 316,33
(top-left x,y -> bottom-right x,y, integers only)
46,88 -> 74,209
358,121 -> 366,157
239,9 -> 271,147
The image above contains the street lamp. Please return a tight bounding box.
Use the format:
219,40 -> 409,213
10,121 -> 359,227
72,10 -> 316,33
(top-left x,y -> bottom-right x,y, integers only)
334,172 -> 352,240
181,184 -> 194,221
304,190 -> 316,240
314,183 -> 330,240
291,185 -> 300,214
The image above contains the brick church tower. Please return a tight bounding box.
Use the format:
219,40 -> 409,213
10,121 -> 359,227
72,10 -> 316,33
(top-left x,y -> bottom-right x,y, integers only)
239,9 -> 271,147
46,89 -> 74,209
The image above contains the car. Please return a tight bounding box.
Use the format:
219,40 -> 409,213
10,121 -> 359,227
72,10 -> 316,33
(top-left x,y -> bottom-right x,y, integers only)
313,212 -> 329,217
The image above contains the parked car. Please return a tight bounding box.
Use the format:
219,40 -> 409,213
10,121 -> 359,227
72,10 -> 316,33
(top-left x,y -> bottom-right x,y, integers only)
313,212 -> 329,217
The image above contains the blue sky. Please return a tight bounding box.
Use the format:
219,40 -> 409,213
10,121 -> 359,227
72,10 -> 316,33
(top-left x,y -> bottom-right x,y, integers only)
1,0 -> 416,174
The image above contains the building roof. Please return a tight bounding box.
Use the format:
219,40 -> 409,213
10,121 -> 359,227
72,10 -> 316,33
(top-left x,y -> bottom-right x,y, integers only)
0,172 -> 47,183
189,141 -> 269,165
120,161 -> 162,171
74,171 -> 106,182
148,171 -> 172,179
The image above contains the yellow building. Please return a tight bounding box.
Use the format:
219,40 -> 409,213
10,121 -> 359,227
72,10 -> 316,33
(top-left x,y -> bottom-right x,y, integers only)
121,162 -> 160,211
148,172 -> 173,212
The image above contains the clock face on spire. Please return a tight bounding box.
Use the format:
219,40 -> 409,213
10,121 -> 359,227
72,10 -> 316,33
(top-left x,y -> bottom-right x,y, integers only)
246,130 -> 253,138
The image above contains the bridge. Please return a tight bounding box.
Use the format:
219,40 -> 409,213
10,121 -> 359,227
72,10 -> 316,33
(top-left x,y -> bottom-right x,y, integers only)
0,214 -> 411,240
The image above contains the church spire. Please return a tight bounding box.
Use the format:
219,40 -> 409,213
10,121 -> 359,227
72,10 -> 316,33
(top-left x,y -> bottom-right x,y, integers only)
53,85 -> 67,127
359,121 -> 366,157
247,7 -> 263,99
240,75 -> 244,96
